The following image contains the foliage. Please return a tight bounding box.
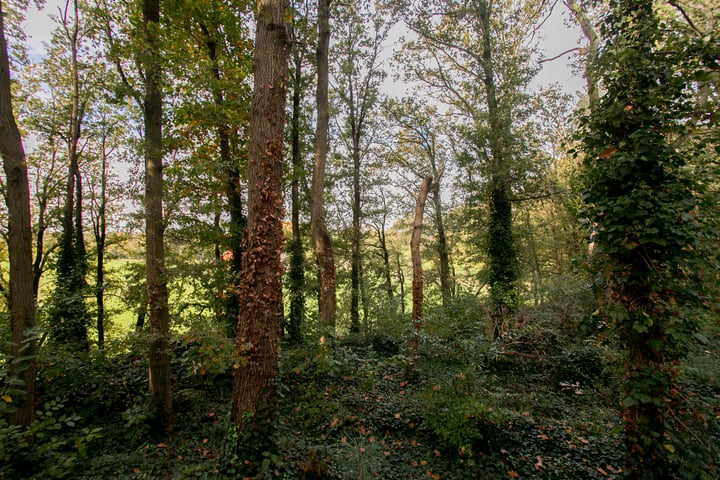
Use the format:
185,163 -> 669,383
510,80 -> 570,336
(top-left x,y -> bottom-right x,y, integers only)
0,392 -> 102,480
578,0 -> 718,476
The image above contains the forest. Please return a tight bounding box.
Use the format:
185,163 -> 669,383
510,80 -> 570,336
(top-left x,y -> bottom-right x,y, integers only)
0,0 -> 719,478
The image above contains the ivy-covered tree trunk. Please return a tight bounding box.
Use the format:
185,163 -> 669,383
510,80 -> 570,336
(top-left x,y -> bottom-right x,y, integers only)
430,164 -> 452,306
288,25 -> 306,345
350,131 -> 362,334
93,132 -> 108,351
582,0 -> 704,476
478,0 -> 517,338
200,23 -> 246,338
231,0 -> 289,456
52,0 -> 89,350
0,3 -> 37,427
142,0 -> 172,431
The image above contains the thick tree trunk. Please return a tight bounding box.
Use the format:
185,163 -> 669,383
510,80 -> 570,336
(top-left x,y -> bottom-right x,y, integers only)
310,0 -> 336,333
408,176 -> 433,373
0,4 -> 37,427
231,0 -> 289,435
288,38 -> 305,345
143,0 -> 172,431
478,0 -> 517,338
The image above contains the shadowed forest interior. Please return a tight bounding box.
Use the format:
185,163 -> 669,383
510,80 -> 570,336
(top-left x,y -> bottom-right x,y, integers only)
1,0 -> 719,478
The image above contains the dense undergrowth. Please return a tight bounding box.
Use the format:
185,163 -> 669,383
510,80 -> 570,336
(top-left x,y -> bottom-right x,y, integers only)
2,296 -> 719,479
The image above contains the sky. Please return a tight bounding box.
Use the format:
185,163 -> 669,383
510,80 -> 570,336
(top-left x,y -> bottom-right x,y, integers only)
21,0 -> 586,94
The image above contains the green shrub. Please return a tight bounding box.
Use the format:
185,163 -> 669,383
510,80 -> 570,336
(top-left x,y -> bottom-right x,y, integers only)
0,398 -> 102,479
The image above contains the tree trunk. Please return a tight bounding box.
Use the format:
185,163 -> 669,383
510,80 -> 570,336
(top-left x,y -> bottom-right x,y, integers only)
408,176 -> 433,374
0,4 -> 37,427
377,223 -> 393,301
396,252 -> 405,314
95,133 -> 108,351
52,0 -> 89,350
565,0 -> 600,109
200,24 -> 246,337
288,32 -> 305,345
143,0 -> 172,431
350,133 -> 361,333
231,0 -> 289,439
430,173 -> 451,306
310,0 -> 336,334
478,0 -> 517,338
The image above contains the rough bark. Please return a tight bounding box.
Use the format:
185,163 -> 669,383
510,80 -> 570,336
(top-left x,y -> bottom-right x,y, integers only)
231,0 -> 289,432
143,0 -> 172,431
0,3 -> 37,426
310,0 -> 336,333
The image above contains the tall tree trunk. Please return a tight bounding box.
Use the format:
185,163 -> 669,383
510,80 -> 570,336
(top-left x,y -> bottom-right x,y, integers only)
350,134 -> 361,333
231,0 -> 289,440
95,133 -> 108,351
377,223 -> 393,301
430,172 -> 451,306
0,3 -> 37,427
408,176 -> 433,374
478,0 -> 517,338
143,0 -> 172,431
396,252 -> 405,314
32,148 -> 57,298
53,0 -> 89,349
288,32 -> 305,345
310,0 -> 336,334
200,24 -> 246,337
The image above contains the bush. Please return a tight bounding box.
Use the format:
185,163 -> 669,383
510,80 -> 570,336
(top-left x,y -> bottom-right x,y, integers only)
0,398 -> 102,479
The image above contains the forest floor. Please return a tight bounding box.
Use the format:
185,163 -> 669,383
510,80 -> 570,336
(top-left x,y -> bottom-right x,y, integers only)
7,315 -> 720,479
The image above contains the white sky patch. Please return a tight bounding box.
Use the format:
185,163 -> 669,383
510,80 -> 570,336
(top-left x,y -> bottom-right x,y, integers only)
22,0 -> 63,60
534,4 -> 586,92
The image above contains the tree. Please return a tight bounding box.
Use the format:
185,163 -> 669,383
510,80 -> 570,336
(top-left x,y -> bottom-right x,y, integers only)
286,0 -> 314,344
163,0 -> 253,337
231,0 -> 289,455
331,0 -> 389,333
384,98 -> 453,306
49,0 -> 91,350
0,0 -> 37,427
398,0 -> 546,337
142,0 -> 172,431
580,0 -> 710,475
310,0 -> 336,334
407,174 -> 440,374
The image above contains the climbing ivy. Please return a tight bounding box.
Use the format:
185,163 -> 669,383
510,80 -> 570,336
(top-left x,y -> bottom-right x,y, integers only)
579,0 -> 712,477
